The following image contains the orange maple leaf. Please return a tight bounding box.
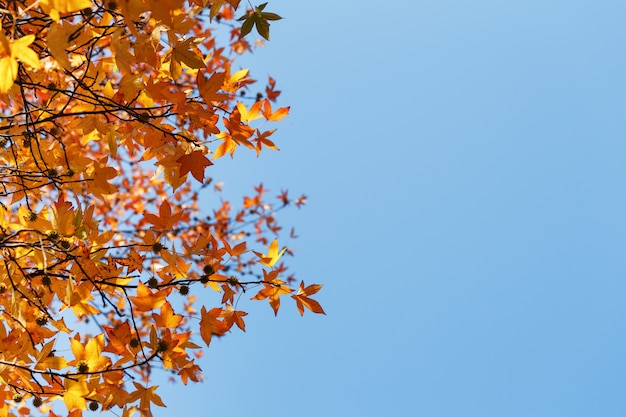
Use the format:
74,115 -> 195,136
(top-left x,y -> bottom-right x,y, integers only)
116,249 -> 146,274
128,382 -> 166,415
171,37 -> 206,78
291,281 -> 326,316
221,283 -> 236,304
251,270 -> 292,315
265,76 -> 281,101
51,196 -> 78,237
176,150 -> 213,182
0,0 -> 318,410
213,109 -> 256,159
221,305 -> 247,331
199,306 -> 228,346
152,302 -> 183,329
104,322 -> 132,356
221,238 -> 247,256
213,135 -> 237,159
222,68 -> 252,93
225,108 -> 256,142
89,157 -> 119,198
253,129 -> 279,156
198,71 -> 229,104
178,361 -> 202,385
144,200 -> 183,230
262,99 -> 289,121
129,282 -> 167,312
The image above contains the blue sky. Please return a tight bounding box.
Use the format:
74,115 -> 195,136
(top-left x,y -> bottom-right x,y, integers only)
157,1 -> 626,416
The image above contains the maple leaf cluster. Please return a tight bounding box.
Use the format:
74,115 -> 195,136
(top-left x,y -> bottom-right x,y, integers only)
0,0 -> 324,416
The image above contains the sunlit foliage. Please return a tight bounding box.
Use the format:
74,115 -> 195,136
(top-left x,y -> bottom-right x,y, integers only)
0,0 -> 323,415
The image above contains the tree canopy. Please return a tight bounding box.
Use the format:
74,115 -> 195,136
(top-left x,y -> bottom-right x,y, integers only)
0,0 -> 323,415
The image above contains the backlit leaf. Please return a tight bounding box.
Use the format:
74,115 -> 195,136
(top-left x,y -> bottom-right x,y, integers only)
198,71 -> 229,104
176,150 -> 213,182
129,282 -> 167,312
199,306 -> 228,346
291,281 -> 326,316
0,1 -> 322,413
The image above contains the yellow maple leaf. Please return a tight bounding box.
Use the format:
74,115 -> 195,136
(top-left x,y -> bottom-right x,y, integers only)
63,378 -> 89,411
237,101 -> 263,124
0,24 -> 41,93
35,340 -> 68,371
222,68 -> 249,93
67,279 -> 99,317
253,238 -> 287,267
69,333 -> 111,372
39,0 -> 94,22
212,134 -> 237,159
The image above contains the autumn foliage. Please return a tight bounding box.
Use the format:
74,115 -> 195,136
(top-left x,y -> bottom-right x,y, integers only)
0,0 -> 323,415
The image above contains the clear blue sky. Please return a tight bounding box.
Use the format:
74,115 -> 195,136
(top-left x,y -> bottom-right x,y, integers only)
158,1 -> 626,416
